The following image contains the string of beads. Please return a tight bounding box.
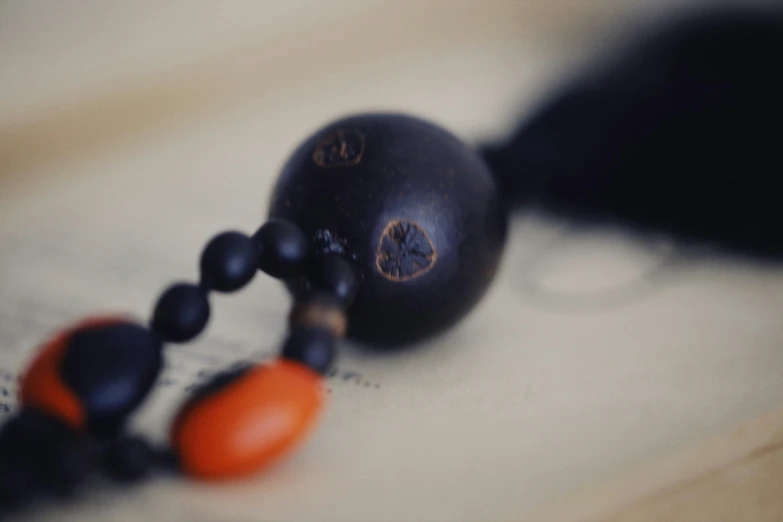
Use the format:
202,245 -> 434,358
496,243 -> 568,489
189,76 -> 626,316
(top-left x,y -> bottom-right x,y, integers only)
0,217 -> 360,509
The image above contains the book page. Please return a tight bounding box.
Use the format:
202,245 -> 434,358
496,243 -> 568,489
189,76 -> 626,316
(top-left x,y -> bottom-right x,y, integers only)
2,2 -> 782,522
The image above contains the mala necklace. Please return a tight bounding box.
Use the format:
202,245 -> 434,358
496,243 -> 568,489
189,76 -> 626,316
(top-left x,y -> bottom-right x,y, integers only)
0,113 -> 507,507
4,5 -> 783,510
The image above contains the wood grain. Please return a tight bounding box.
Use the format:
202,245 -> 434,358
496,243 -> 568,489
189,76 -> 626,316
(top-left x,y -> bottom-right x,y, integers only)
520,406 -> 783,522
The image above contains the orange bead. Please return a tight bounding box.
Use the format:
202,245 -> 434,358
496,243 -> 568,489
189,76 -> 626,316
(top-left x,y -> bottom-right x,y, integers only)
171,360 -> 325,480
18,315 -> 131,431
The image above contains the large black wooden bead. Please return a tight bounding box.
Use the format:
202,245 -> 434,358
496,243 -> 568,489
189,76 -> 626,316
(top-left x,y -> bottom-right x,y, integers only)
61,321 -> 163,436
281,327 -> 336,375
199,231 -> 257,292
309,254 -> 361,307
101,434 -> 158,482
253,218 -> 310,278
151,282 -> 210,343
267,113 -> 508,348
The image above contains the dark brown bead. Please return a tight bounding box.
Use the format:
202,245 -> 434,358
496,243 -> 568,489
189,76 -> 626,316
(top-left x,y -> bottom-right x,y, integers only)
268,113 -> 507,348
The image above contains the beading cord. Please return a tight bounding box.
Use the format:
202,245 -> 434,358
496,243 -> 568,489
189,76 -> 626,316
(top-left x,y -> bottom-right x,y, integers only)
0,217 -> 360,507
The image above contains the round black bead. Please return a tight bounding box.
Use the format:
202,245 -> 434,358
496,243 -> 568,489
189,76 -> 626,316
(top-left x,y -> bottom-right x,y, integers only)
61,322 -> 163,435
0,410 -> 93,496
101,434 -> 158,482
151,282 -> 210,343
309,254 -> 361,306
0,409 -> 73,458
43,436 -> 95,494
281,326 -> 336,375
253,218 -> 310,278
199,231 -> 257,292
0,457 -> 43,509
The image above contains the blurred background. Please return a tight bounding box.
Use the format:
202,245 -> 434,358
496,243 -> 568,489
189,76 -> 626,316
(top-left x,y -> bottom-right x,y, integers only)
0,0 -> 690,194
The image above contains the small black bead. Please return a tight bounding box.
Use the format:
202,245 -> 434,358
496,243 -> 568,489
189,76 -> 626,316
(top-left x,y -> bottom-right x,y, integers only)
199,231 -> 257,292
0,409 -> 93,496
0,456 -> 44,509
159,447 -> 181,473
61,322 -> 163,436
309,254 -> 361,306
151,282 -> 210,343
253,219 -> 310,278
43,436 -> 95,494
101,434 -> 158,482
281,327 -> 336,375
0,409 -> 73,458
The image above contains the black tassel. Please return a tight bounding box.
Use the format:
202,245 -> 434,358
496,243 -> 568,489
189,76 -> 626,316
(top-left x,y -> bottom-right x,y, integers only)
483,5 -> 783,258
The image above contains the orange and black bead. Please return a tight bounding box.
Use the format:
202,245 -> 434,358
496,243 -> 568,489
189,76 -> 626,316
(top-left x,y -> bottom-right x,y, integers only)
19,315 -> 163,436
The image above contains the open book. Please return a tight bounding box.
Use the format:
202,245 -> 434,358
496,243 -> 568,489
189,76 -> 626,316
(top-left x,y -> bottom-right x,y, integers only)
2,2 -> 783,521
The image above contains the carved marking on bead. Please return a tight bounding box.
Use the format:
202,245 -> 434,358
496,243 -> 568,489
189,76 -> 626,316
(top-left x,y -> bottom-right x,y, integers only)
312,129 -> 365,168
376,220 -> 437,282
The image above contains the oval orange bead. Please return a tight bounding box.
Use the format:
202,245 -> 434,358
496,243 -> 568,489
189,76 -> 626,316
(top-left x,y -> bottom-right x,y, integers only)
171,359 -> 325,480
19,315 -> 129,430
